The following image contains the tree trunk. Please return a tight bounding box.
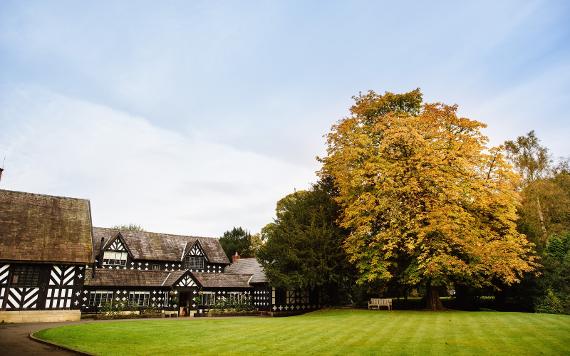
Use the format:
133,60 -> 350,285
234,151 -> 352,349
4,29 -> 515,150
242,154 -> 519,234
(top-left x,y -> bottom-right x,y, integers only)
425,285 -> 444,311
536,195 -> 548,242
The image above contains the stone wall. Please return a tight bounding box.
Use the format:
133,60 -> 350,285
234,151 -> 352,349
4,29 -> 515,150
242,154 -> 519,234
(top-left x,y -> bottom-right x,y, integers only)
0,309 -> 81,323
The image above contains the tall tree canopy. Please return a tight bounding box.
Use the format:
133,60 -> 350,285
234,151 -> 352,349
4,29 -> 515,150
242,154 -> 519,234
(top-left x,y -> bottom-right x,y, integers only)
505,131 -> 553,242
505,131 -> 551,184
320,89 -> 537,309
219,227 -> 258,260
257,182 -> 352,303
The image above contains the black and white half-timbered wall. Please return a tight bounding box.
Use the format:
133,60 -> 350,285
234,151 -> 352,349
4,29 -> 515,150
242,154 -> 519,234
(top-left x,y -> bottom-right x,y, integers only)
0,189 -> 319,322
0,190 -> 93,323
92,227 -> 229,273
226,257 -> 321,314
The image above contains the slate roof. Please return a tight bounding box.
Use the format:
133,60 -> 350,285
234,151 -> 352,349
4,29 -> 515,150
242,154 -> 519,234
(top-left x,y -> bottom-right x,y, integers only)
192,272 -> 252,288
0,189 -> 93,264
92,227 -> 229,264
224,258 -> 268,284
85,269 -> 187,287
85,269 -> 253,289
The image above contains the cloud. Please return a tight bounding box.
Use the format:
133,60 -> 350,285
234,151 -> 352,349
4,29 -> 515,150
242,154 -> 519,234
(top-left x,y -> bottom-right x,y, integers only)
0,86 -> 316,236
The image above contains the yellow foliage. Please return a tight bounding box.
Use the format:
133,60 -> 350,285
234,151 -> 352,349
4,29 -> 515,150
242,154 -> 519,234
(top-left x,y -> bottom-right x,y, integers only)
320,91 -> 537,287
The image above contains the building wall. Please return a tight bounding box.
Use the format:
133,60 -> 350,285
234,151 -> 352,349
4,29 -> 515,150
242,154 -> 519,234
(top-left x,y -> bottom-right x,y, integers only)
0,309 -> 81,323
253,285 -> 271,310
81,287 -> 173,312
96,236 -> 227,272
0,262 -> 85,311
270,287 -> 320,313
97,260 -> 226,273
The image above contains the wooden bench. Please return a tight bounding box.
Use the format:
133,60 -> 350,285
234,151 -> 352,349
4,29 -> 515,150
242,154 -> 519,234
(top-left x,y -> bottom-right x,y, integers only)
368,298 -> 392,311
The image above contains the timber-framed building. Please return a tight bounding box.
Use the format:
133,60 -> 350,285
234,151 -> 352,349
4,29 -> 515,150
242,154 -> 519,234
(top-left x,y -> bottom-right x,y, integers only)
0,189 -> 319,322
0,190 -> 93,322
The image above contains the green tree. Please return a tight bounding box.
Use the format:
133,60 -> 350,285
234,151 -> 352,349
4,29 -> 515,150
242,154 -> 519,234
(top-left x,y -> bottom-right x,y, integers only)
257,182 -> 353,304
219,227 -> 257,260
320,89 -> 537,310
535,232 -> 570,314
111,224 -> 145,231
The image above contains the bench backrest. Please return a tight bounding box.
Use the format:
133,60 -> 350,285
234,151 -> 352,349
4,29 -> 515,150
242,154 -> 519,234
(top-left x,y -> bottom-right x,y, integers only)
370,298 -> 392,305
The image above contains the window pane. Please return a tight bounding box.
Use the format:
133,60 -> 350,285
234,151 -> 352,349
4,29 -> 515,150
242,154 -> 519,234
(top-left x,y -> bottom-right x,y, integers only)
11,265 -> 41,287
129,291 -> 150,306
103,251 -> 127,266
184,256 -> 205,269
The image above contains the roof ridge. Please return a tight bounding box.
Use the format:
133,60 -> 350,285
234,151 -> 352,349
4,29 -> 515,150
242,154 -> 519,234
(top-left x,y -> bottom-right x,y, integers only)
93,226 -> 218,240
0,189 -> 89,202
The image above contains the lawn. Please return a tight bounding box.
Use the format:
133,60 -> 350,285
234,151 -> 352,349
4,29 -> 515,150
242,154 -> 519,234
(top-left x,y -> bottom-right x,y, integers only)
34,309 -> 570,355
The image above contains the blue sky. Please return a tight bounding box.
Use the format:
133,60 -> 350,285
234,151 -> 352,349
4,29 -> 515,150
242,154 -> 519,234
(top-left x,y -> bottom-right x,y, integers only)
1,0 -> 569,235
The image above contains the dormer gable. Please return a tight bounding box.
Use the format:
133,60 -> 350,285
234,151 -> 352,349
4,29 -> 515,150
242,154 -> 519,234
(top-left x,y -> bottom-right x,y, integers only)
106,234 -> 128,252
182,240 -> 208,271
100,233 -> 132,268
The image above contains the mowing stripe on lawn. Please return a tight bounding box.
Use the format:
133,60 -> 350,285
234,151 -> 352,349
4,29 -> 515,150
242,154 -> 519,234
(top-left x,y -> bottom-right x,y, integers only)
34,310 -> 570,355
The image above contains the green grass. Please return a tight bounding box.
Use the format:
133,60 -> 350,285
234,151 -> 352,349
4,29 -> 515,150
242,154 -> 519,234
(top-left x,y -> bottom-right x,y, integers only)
34,309 -> 570,355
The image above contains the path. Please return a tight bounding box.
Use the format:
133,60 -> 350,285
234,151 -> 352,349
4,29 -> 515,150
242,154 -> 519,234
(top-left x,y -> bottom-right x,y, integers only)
0,321 -> 81,356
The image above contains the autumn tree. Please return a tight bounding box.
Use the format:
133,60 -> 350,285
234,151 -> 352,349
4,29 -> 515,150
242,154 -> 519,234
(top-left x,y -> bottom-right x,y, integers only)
320,89 -> 537,310
257,182 -> 353,304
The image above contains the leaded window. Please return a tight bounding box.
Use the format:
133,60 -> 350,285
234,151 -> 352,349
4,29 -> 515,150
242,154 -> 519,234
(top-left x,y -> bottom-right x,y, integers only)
200,292 -> 216,305
184,255 -> 204,270
286,289 -> 309,304
89,291 -> 114,306
129,291 -> 150,306
228,292 -> 249,303
102,251 -> 128,266
11,265 -> 41,287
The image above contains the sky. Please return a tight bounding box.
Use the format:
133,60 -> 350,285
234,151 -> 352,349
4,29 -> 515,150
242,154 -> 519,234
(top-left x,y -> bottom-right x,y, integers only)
1,0 -> 569,236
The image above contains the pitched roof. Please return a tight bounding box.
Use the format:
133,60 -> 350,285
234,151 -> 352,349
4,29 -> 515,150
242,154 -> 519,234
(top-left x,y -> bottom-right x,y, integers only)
192,272 -> 252,288
92,227 -> 229,264
85,269 -> 187,287
85,269 -> 252,289
0,189 -> 94,264
224,258 -> 268,283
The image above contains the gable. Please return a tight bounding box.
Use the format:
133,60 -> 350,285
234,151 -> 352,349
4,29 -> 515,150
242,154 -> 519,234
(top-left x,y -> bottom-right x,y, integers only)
184,241 -> 206,260
105,234 -> 128,252
174,272 -> 198,287
92,227 -> 230,264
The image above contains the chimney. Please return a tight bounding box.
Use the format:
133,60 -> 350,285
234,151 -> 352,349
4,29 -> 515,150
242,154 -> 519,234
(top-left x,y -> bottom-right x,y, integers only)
92,237 -> 105,278
98,237 -> 105,267
232,251 -> 240,263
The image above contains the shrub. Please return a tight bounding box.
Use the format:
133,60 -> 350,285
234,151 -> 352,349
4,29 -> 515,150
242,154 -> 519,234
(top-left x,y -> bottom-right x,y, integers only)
536,289 -> 565,314
211,298 -> 254,313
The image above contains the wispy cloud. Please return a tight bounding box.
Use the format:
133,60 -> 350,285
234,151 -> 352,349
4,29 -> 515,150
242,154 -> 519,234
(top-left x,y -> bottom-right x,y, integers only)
0,87 -> 315,235
0,0 -> 568,235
